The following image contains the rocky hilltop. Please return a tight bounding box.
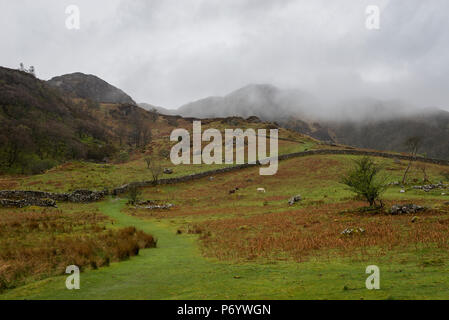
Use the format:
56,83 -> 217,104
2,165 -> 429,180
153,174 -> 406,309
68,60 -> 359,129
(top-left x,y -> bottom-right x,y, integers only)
48,72 -> 136,105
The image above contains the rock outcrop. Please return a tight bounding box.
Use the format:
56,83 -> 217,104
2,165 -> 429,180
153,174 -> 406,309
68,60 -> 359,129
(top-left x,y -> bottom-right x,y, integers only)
341,227 -> 366,236
390,204 -> 425,215
48,72 -> 136,105
288,195 -> 302,206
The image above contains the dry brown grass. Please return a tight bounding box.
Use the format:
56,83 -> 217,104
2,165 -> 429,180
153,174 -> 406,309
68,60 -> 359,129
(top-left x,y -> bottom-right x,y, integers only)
0,207 -> 156,291
190,201 -> 449,262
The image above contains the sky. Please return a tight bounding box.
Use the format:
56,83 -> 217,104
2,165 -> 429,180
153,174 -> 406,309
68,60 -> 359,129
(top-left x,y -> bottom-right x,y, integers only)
1,0 -> 448,110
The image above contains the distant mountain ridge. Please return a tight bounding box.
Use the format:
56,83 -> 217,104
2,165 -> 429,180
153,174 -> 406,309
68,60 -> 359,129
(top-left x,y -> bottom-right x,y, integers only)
177,84 -> 317,121
169,84 -> 449,160
47,72 -> 136,105
138,103 -> 177,115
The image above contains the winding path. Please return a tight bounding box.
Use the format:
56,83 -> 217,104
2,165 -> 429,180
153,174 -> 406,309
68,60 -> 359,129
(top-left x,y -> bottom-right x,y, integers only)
0,199 -> 322,299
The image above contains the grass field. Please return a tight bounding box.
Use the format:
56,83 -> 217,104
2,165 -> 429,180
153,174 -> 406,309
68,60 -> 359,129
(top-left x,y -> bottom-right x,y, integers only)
2,154 -> 449,299
0,126 -> 319,193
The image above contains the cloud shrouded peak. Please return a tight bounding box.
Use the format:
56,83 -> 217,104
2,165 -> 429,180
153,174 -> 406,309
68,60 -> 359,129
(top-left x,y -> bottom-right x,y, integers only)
1,0 -> 448,110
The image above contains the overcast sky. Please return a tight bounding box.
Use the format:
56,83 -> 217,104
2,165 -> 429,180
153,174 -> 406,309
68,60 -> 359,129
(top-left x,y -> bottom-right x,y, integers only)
1,0 -> 448,109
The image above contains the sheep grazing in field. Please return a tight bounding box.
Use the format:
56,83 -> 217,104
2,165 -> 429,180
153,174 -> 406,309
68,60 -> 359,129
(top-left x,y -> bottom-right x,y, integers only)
257,188 -> 266,193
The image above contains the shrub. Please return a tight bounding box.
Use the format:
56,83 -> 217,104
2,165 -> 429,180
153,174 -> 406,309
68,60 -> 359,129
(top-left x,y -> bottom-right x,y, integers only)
127,186 -> 142,205
117,150 -> 129,163
29,158 -> 57,175
340,157 -> 388,207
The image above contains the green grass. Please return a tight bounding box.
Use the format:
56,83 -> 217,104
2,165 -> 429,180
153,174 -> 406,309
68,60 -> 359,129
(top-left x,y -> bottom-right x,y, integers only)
2,153 -> 449,299
0,128 -> 319,193
3,198 -> 449,300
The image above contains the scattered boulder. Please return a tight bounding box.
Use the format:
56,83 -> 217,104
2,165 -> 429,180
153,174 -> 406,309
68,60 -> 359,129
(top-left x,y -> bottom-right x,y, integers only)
341,227 -> 365,236
413,183 -> 448,193
411,216 -> 418,223
387,181 -> 400,186
136,200 -> 174,210
288,195 -> 302,206
163,168 -> 174,174
390,204 -> 425,215
400,189 -> 406,193
257,188 -> 266,193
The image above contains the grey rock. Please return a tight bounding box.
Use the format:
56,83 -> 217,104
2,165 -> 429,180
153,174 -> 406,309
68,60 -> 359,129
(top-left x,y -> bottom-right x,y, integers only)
136,203 -> 174,210
288,195 -> 302,206
341,227 -> 366,236
390,204 -> 425,215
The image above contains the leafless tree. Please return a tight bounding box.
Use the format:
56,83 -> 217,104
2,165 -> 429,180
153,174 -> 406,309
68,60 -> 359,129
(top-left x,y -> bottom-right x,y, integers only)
144,156 -> 151,169
417,163 -> 430,183
402,136 -> 422,184
29,66 -> 35,77
147,156 -> 163,185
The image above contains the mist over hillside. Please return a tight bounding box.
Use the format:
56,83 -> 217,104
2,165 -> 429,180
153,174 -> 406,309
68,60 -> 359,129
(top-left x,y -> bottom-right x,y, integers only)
177,84 -> 319,122
175,84 -> 431,122
139,103 -> 176,115
163,84 -> 449,159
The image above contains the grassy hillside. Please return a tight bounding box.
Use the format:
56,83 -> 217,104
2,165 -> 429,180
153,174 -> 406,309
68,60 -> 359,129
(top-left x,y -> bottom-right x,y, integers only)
2,69 -> 449,299
2,152 -> 449,299
0,119 -> 320,192
0,67 -> 126,174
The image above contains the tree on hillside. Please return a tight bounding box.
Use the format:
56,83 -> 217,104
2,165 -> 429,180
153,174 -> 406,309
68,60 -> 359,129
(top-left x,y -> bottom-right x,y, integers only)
144,156 -> 151,169
129,113 -> 152,148
417,163 -> 430,184
127,185 -> 142,205
146,156 -> 163,185
28,66 -> 35,77
18,63 -> 36,77
341,157 -> 388,207
148,110 -> 159,122
402,136 -> 422,184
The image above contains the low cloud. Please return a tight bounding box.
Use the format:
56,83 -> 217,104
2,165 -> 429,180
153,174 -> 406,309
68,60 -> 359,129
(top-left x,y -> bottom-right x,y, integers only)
1,0 -> 448,110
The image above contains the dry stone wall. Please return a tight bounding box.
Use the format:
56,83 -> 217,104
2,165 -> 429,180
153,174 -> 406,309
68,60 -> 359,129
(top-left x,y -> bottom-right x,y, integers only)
2,149 -> 449,204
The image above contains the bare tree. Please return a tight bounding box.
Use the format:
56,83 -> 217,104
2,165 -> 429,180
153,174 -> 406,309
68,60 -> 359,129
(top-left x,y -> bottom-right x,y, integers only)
129,112 -> 152,148
29,66 -> 35,77
147,156 -> 163,185
144,156 -> 151,169
402,136 -> 422,185
148,110 -> 159,122
417,163 -> 430,184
